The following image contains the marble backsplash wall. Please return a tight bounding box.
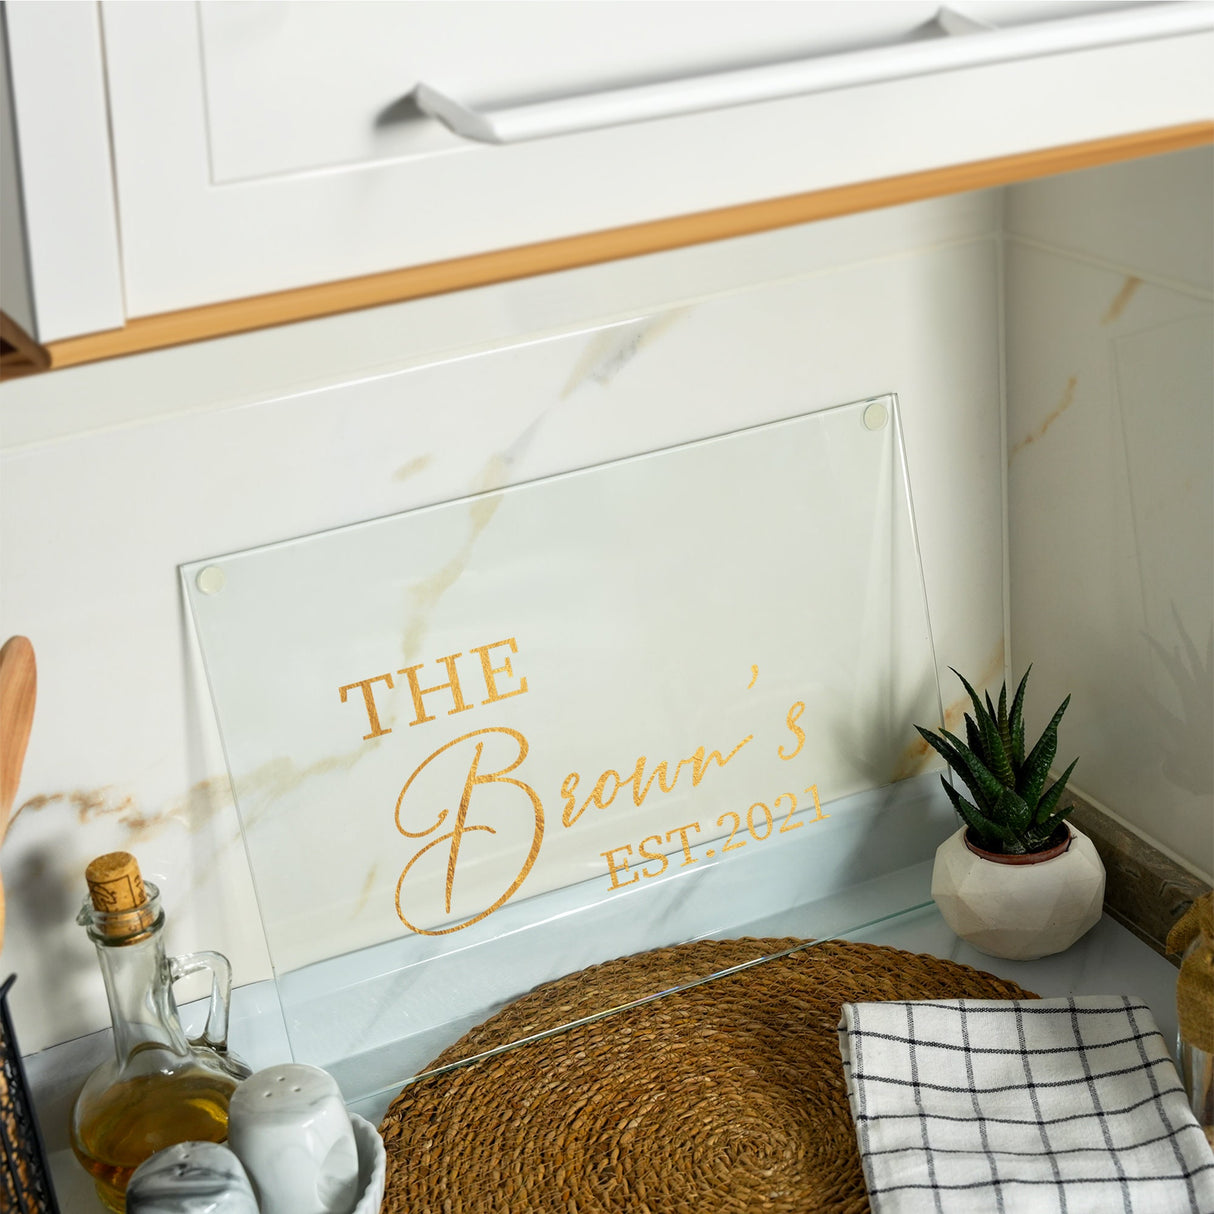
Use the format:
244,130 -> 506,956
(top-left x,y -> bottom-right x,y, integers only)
8,143 -> 1209,1065
1005,147 -> 1214,883
2,193 -> 1008,1054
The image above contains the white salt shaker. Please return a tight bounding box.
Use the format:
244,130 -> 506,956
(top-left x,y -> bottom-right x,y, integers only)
126,1141 -> 259,1214
227,1062 -> 361,1214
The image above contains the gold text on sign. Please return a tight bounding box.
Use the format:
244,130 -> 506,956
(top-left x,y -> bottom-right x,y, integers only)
779,701 -> 806,760
338,637 -> 528,739
393,725 -> 544,935
600,785 -> 827,890
558,733 -> 754,829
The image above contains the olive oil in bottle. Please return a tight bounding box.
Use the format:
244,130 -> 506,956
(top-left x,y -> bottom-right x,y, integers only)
70,853 -> 250,1212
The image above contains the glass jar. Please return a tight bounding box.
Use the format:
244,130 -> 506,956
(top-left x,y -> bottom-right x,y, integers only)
70,855 -> 250,1212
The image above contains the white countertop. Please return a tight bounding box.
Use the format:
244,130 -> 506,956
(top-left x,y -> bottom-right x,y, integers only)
23,900 -> 1182,1213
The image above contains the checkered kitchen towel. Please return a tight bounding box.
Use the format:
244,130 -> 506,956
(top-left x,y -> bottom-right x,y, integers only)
838,996 -> 1214,1213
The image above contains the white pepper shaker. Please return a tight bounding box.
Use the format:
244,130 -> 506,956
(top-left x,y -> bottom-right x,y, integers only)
227,1062 -> 361,1214
126,1141 -> 259,1214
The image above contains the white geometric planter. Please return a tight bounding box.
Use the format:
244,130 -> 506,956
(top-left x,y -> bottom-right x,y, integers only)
931,824 -> 1106,961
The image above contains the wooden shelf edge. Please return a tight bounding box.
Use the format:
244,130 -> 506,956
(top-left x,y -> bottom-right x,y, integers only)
10,120 -> 1214,377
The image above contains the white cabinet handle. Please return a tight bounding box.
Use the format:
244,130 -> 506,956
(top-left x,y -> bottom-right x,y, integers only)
413,3 -> 1214,144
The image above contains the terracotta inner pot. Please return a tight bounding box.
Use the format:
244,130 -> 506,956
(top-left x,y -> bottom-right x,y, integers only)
963,825 -> 1072,866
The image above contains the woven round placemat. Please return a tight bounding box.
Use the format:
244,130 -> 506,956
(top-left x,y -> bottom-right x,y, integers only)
381,937 -> 1037,1213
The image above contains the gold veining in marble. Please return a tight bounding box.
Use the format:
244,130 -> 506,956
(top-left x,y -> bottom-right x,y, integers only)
13,772 -> 243,850
392,455 -> 433,483
559,309 -> 688,399
1101,275 -> 1142,324
400,456 -> 508,662
1008,375 -> 1078,461
352,864 -> 379,918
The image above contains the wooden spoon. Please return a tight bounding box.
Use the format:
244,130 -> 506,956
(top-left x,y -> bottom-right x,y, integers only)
0,635 -> 37,950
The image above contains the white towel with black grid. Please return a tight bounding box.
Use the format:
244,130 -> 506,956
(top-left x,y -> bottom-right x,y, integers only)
837,995 -> 1214,1213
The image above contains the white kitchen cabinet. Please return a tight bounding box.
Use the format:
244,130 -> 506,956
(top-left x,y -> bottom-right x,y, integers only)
0,1 -> 122,345
1,0 -> 1212,355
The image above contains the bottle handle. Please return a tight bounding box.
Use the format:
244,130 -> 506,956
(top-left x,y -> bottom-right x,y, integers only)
169,950 -> 234,1053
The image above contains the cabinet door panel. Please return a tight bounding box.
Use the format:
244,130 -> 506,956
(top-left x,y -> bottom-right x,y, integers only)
100,1 -> 1214,319
198,1 -> 965,182
2,1 -> 123,341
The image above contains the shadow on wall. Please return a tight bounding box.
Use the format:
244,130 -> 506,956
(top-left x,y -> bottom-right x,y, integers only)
1145,608 -> 1213,798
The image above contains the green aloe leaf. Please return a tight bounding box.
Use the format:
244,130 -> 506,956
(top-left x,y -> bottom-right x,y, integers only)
1026,804 -> 1073,850
953,669 -> 1015,787
1033,757 -> 1078,825
1008,667 -> 1031,769
995,785 -> 1032,832
997,680 -> 1012,757
937,728 -> 1009,811
916,724 -> 963,771
940,778 -> 1013,848
1018,695 -> 1070,808
917,726 -> 995,811
964,713 -> 983,758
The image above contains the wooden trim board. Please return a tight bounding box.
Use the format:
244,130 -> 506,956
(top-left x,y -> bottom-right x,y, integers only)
1064,791 -> 1211,964
4,121 -> 1212,376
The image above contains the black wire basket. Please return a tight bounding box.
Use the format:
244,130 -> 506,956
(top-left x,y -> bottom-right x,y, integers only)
0,975 -> 59,1213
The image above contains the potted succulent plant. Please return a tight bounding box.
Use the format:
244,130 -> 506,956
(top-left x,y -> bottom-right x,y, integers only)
916,667 -> 1105,960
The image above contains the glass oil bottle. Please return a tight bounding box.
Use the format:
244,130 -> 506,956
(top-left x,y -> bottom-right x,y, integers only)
70,852 -> 250,1212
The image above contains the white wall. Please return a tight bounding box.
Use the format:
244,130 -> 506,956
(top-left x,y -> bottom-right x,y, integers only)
0,191 -> 1006,1053
1005,147 -> 1214,881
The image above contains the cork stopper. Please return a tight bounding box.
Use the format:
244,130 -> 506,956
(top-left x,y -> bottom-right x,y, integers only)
84,852 -> 156,940
86,851 -> 146,912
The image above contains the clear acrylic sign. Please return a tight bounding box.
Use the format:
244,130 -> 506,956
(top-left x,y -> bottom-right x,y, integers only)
183,398 -> 939,977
